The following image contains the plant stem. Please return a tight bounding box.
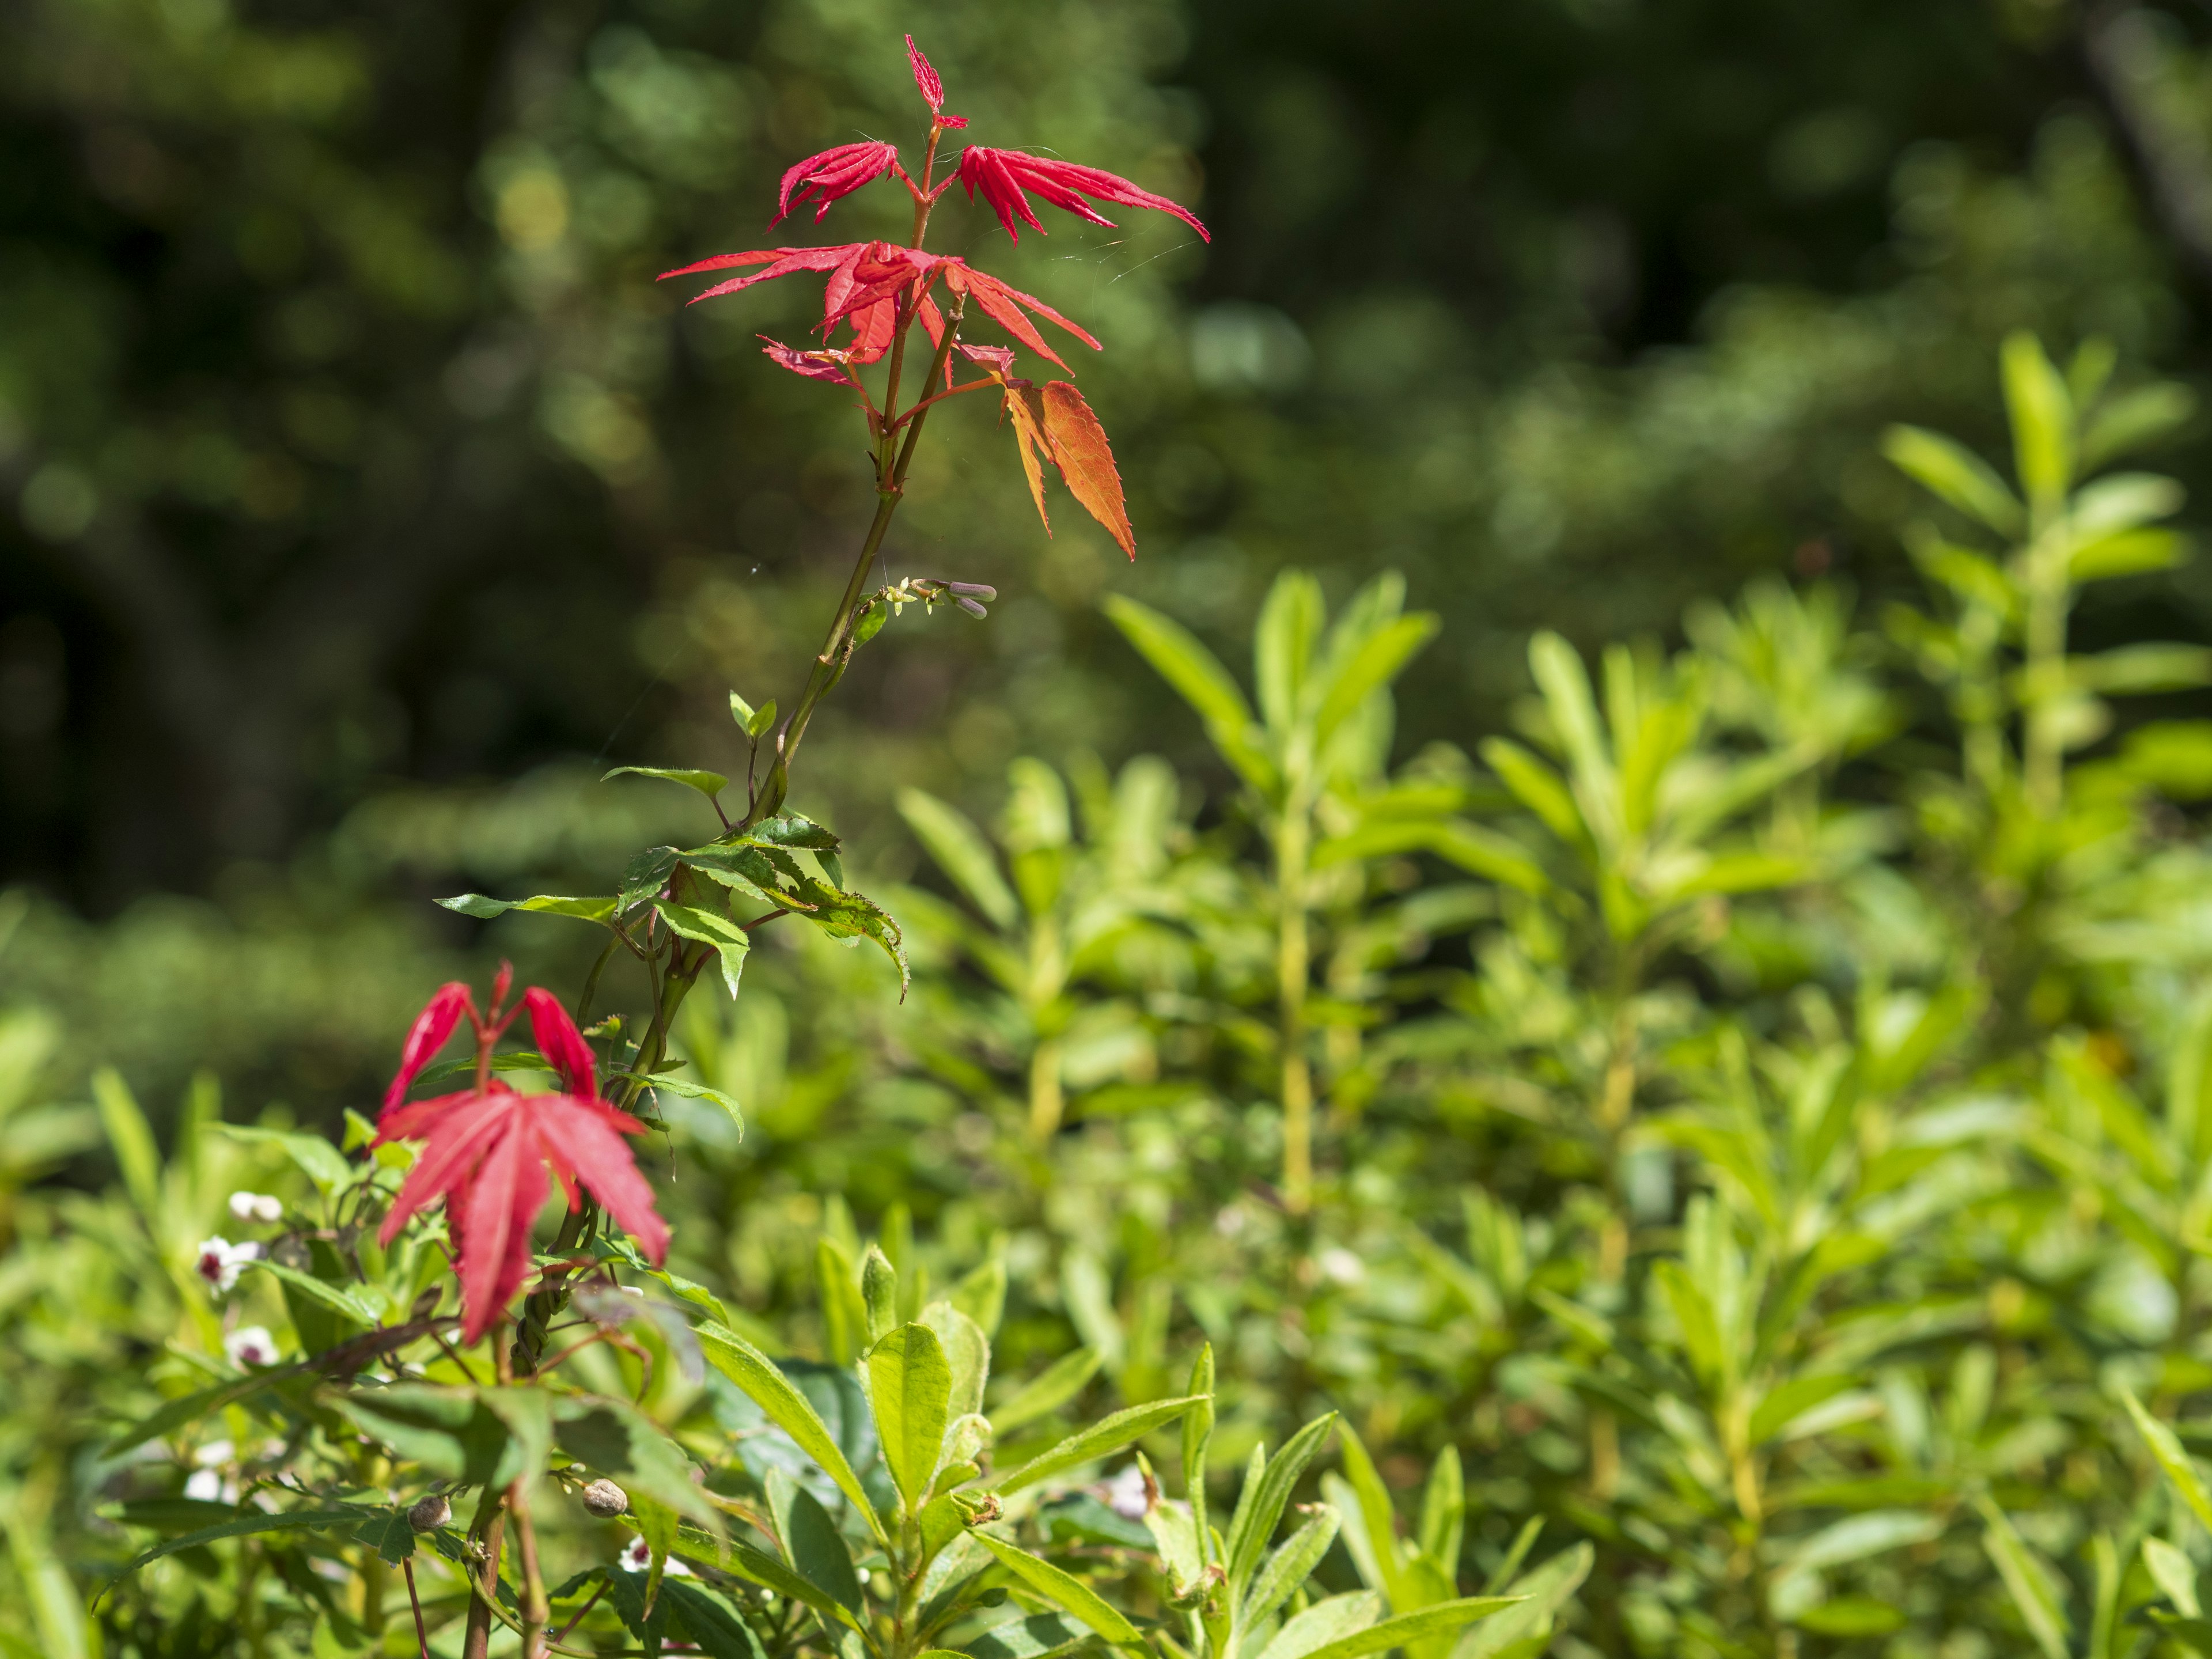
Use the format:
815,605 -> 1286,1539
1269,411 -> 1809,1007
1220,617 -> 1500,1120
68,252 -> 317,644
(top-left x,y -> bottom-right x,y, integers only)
1277,788 -> 1313,1214
510,1477 -> 550,1658
460,1505 -> 506,1659
402,1556 -> 432,1659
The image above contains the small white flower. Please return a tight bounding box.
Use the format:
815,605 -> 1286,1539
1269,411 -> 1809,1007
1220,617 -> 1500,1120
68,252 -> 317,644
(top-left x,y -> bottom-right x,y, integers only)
1317,1247 -> 1365,1286
192,1237 -> 262,1294
1103,1464 -> 1150,1521
228,1192 -> 283,1225
225,1326 -> 278,1368
619,1536 -> 692,1575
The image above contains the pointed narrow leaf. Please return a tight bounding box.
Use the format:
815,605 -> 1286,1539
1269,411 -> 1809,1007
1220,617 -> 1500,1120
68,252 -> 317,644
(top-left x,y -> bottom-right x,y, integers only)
993,1394 -> 1207,1495
437,893 -> 616,922
1881,425 -> 2026,536
974,1531 -> 1142,1646
1315,615 -> 1439,748
989,1348 -> 1102,1435
696,1322 -> 887,1543
105,1509 -> 377,1589
1241,1508 -> 1342,1630
897,790 -> 1018,930
1227,1413 -> 1339,1592
1255,1594 -> 1385,1659
2123,1389 -> 2212,1529
1976,1498 -> 2070,1659
1296,1599 -> 1521,1659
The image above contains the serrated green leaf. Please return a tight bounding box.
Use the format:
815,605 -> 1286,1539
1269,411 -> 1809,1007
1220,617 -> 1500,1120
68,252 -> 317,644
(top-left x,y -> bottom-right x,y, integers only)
605,765 -> 729,801
654,900 -> 752,999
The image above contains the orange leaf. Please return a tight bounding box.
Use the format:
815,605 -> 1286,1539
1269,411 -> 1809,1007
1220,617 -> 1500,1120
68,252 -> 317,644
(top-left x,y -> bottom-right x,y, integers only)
1002,382 -> 1052,533
1040,381 -> 1134,558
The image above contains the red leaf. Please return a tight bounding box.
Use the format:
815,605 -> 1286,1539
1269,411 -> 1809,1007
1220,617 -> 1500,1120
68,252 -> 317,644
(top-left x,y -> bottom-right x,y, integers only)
759,338 -> 855,384
385,983 -> 475,1113
772,141 -> 899,228
959,341 -> 1020,379
1040,380 -> 1134,558
956,146 -> 1208,244
906,35 -> 944,112
660,243 -> 864,306
524,987 -> 596,1100
943,266 -> 1100,370
375,984 -> 668,1344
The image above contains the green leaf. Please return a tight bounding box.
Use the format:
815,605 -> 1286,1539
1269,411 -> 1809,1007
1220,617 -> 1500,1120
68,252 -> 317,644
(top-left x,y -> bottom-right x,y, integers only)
92,1067 -> 161,1223
2002,330 -> 2074,506
767,1468 -> 863,1616
1881,424 -> 2025,536
105,1370 -> 300,1456
898,789 -> 1019,930
619,846 -> 683,915
619,1070 -> 742,1138
552,1395 -> 720,1533
740,814 -> 842,851
350,1507 -> 418,1566
654,900 -> 752,999
1241,1507 -> 1342,1631
214,1123 -> 354,1194
2145,1536 -> 2202,1616
2123,1389 -> 2212,1529
1976,1498 -> 2070,1659
993,1393 -> 1207,1495
255,1259 -> 377,1327
604,764 -> 729,801
1314,613 -> 1439,749
1227,1413 -> 1339,1593
989,1348 -> 1102,1436
963,1615 -> 1098,1659
974,1531 -> 1142,1646
869,1322 -> 952,1511
661,1580 -> 772,1659
696,1321 -> 885,1541
435,892 -> 617,923
921,1300 -> 991,1421
1254,1593 -> 1384,1659
334,1385 -> 518,1487
1104,595 -> 1275,795
103,1508 -> 377,1590
1295,1598 -> 1522,1659
717,1537 -> 865,1631
2082,381 -> 2196,469
1458,1544 -> 1593,1659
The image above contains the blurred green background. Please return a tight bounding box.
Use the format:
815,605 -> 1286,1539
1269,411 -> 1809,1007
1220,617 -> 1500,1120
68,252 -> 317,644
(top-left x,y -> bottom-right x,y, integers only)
4,0 -> 2211,1104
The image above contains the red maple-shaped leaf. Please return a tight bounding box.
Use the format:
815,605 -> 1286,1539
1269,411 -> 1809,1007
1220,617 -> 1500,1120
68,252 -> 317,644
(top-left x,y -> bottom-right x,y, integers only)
772,142 -> 900,228
956,146 -> 1209,244
374,983 -> 668,1343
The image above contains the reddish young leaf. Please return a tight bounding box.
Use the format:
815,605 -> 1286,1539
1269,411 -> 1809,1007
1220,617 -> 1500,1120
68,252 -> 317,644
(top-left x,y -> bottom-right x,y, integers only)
1040,381 -> 1134,558
760,338 -> 857,384
956,146 -> 1209,244
905,36 -> 965,126
772,141 -> 900,227
941,266 -> 1099,370
661,243 -> 863,305
524,986 -> 595,1099
385,982 -> 474,1112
